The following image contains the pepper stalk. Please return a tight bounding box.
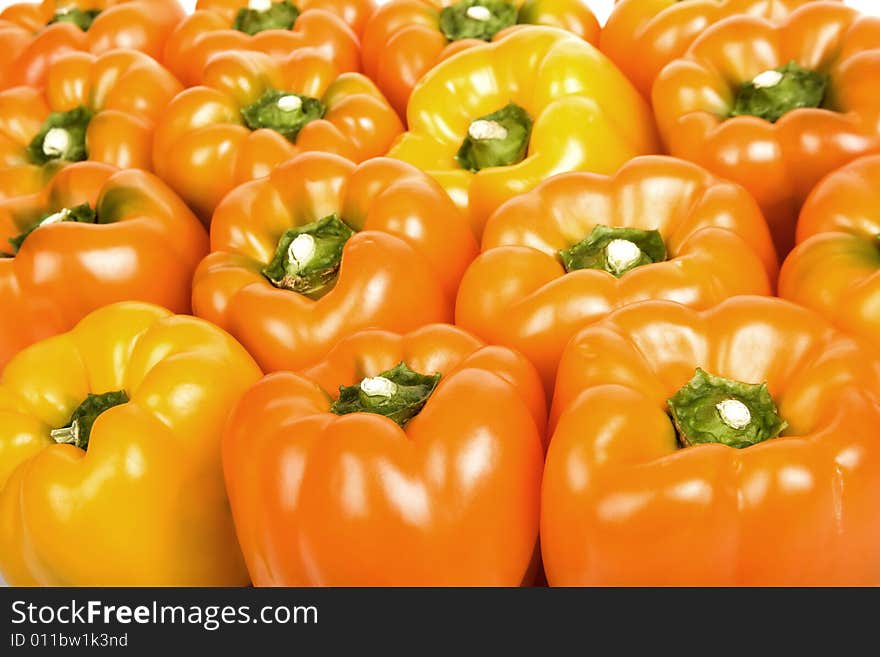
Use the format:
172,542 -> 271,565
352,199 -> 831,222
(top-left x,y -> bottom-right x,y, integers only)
456,102 -> 532,172
4,203 -> 98,257
240,89 -> 325,142
729,61 -> 828,123
50,390 -> 129,451
439,0 -> 518,42
262,214 -> 354,299
330,362 -> 441,427
559,225 -> 667,277
667,368 -> 788,449
27,106 -> 93,165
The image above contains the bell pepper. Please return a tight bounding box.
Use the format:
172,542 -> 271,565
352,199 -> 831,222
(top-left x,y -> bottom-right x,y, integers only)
0,161 -> 208,370
223,323 -> 546,585
154,50 -> 403,221
780,154 -> 880,353
387,26 -> 659,238
455,156 -> 778,394
361,0 -> 600,119
163,0 -> 366,86
192,151 -> 475,372
0,49 -> 182,201
542,296 -> 880,586
652,3 -> 880,258
0,302 -> 262,585
601,0 -> 833,100
0,22 -> 33,91
0,0 -> 185,89
196,0 -> 376,35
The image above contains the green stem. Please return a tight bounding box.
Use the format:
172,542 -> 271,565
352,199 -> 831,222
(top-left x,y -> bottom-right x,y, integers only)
233,0 -> 300,35
559,225 -> 666,277
262,214 -> 353,299
330,362 -> 441,427
240,89 -> 325,142
27,106 -> 93,165
667,369 -> 788,449
439,0 -> 518,42
455,102 -> 532,172
48,7 -> 101,31
729,61 -> 828,123
4,203 -> 97,257
50,390 -> 129,451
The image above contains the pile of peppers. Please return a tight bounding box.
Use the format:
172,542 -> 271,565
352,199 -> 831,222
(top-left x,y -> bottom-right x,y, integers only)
1,0 -> 880,587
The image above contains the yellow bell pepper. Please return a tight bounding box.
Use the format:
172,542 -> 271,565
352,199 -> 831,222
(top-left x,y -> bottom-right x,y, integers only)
0,302 -> 261,586
388,25 -> 659,237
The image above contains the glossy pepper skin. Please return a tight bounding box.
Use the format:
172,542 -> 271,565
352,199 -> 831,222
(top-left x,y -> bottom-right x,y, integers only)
163,0 -> 366,86
780,155 -> 880,353
154,50 -> 403,222
0,162 -> 208,370
0,0 -> 185,89
0,302 -> 262,586
361,0 -> 600,119
0,22 -> 37,91
197,0 -> 375,35
542,296 -> 880,586
224,323 -> 546,586
456,156 -> 778,394
388,26 -> 659,239
601,0 -> 834,100
0,49 -> 182,201
653,3 -> 880,258
192,152 -> 475,372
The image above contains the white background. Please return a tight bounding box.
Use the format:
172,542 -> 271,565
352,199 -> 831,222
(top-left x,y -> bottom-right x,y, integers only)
0,0 -> 878,586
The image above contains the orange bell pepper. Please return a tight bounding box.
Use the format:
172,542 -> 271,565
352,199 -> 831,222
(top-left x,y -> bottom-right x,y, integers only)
653,3 -> 880,258
780,154 -> 880,354
0,302 -> 261,585
388,26 -> 659,238
0,0 -> 185,89
154,50 -> 403,221
542,296 -> 880,586
223,323 -> 546,585
195,0 -> 376,35
163,0 -> 367,86
601,0 -> 834,100
456,156 -> 778,394
0,161 -> 207,370
0,49 -> 182,201
192,152 -> 476,372
0,22 -> 34,92
362,0 -> 600,118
